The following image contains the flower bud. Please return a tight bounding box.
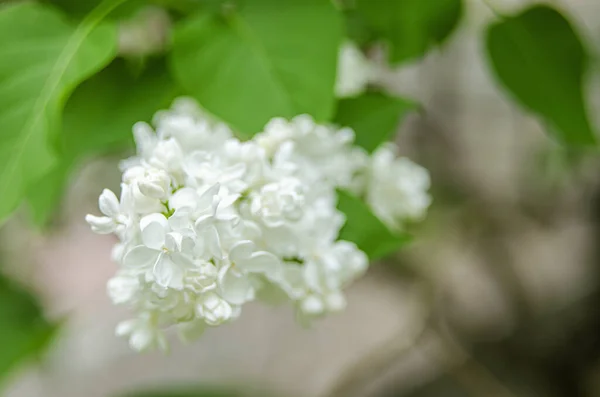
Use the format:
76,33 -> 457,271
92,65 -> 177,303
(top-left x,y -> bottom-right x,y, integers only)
98,189 -> 120,217
85,214 -> 115,234
196,293 -> 233,326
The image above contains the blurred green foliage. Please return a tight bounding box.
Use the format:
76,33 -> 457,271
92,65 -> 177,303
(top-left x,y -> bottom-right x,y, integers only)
337,190 -> 412,260
0,274 -> 57,387
28,59 -> 177,226
0,2 -> 118,224
120,389 -> 239,397
171,0 -> 343,135
355,0 -> 463,63
334,92 -> 417,153
486,5 -> 596,147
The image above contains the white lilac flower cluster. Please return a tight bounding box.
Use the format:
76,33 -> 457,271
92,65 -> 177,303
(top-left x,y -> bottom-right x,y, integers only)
335,40 -> 375,98
86,98 -> 431,352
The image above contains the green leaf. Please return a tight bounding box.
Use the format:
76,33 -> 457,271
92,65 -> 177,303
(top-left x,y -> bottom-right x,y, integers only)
120,388 -> 239,397
0,274 -> 57,385
334,92 -> 417,153
343,9 -> 375,47
27,159 -> 75,227
170,0 -> 343,136
27,58 -> 177,226
46,0 -> 146,19
61,59 -> 176,156
0,2 -> 119,224
356,0 -> 462,64
485,5 -> 596,146
337,190 -> 412,260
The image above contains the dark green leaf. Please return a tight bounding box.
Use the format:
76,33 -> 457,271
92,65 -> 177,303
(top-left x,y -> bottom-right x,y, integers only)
170,0 -> 343,136
485,5 -> 596,146
337,190 -> 412,260
0,2 -> 118,223
61,59 -> 176,156
27,58 -> 177,226
356,0 -> 462,64
0,274 -> 57,384
334,92 -> 417,152
343,9 -> 375,47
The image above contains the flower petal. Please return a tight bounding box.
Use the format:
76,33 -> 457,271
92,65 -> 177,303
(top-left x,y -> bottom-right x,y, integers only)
123,246 -> 159,268
228,240 -> 254,262
168,208 -> 193,234
164,232 -> 183,252
153,254 -> 174,288
218,193 -> 240,210
140,213 -> 169,250
197,183 -> 220,209
169,187 -> 198,211
204,225 -> 222,259
303,259 -> 323,292
99,189 -> 120,217
85,215 -> 116,234
242,252 -> 280,276
218,266 -> 253,305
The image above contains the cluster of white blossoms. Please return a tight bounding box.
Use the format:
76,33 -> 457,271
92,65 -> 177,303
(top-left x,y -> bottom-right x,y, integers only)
335,41 -> 376,98
86,97 -> 431,352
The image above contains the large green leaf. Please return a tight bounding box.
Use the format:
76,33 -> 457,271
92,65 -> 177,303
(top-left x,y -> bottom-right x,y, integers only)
485,5 -> 596,146
0,2 -> 119,223
334,92 -> 417,153
356,0 -> 462,64
28,59 -> 177,226
170,0 -> 343,135
337,190 -> 412,260
0,274 -> 57,385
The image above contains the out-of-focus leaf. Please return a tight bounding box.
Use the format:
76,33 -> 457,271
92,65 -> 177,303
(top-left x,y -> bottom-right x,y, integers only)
171,0 -> 343,136
27,159 -> 75,227
0,2 -> 118,224
485,5 -> 596,146
334,92 -> 417,152
337,190 -> 412,260
120,388 -> 239,397
27,58 -> 177,226
46,0 -> 145,19
61,59 -> 176,156
0,274 -> 57,384
356,0 -> 462,64
343,9 -> 375,47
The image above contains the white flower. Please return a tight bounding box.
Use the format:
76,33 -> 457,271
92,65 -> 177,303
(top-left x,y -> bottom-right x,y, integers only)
86,96 -> 431,351
304,241 -> 367,293
123,165 -> 171,199
184,151 -> 247,193
116,314 -> 167,352
217,240 -> 281,305
185,260 -> 218,293
249,177 -> 305,227
85,188 -> 130,235
366,144 -> 432,229
107,273 -> 140,305
300,292 -> 346,316
123,213 -> 192,290
149,138 -> 185,176
196,292 -> 234,326
335,41 -> 374,98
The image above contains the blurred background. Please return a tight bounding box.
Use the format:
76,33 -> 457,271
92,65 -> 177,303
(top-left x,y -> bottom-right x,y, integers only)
3,0 -> 600,396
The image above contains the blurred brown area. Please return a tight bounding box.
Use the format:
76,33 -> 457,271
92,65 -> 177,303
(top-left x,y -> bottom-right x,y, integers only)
4,0 -> 600,396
